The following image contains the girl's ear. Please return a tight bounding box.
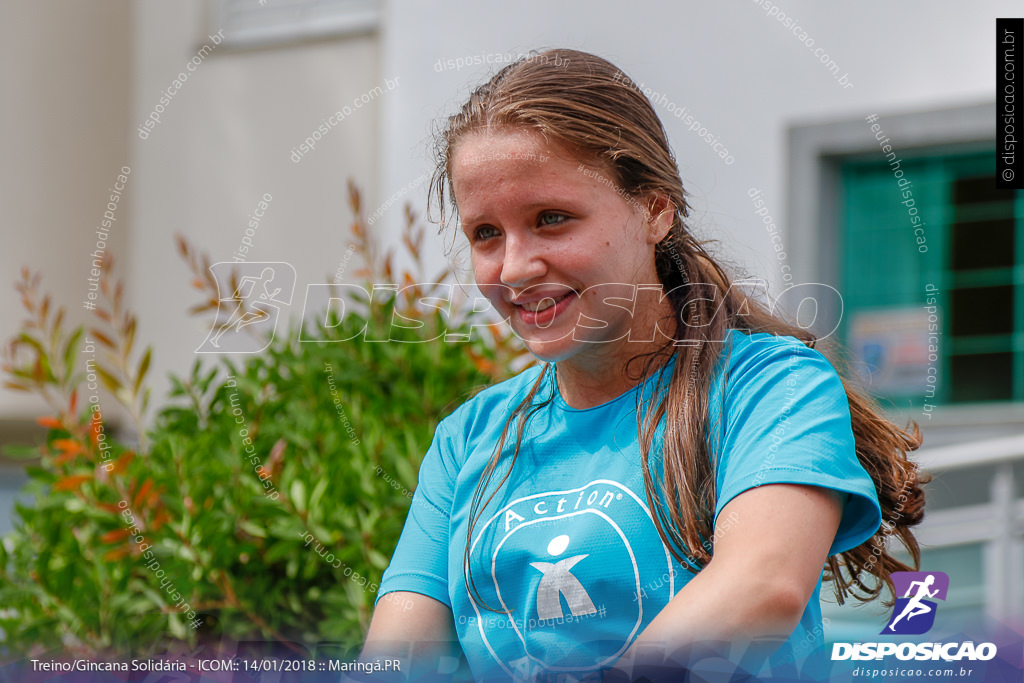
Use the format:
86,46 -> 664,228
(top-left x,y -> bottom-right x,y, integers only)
644,193 -> 674,244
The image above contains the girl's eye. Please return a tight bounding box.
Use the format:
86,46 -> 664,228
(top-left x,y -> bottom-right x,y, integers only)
473,225 -> 500,241
539,212 -> 566,227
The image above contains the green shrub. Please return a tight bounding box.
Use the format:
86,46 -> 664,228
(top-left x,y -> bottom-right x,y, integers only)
0,188 -> 529,659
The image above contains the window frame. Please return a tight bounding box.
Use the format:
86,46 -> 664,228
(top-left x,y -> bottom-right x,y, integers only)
790,103 -> 1024,636
207,0 -> 380,49
787,101 -> 1024,425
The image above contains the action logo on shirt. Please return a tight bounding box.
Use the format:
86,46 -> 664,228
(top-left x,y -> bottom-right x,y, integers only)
462,478 -> 687,679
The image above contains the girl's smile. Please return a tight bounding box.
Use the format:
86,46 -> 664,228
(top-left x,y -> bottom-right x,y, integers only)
451,129 -> 674,375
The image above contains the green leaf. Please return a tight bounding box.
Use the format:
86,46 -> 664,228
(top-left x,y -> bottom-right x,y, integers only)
239,520 -> 267,538
93,363 -> 121,393
290,479 -> 307,514
167,612 -> 186,639
24,466 -> 56,482
2,444 -> 43,460
134,348 -> 152,396
264,541 -> 295,564
366,549 -> 389,570
62,327 -> 84,380
16,333 -> 45,355
308,478 -> 328,512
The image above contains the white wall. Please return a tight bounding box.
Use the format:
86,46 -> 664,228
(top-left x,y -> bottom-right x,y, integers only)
0,0 -> 132,419
128,0 -> 382,407
378,0 -> 1002,292
1,0 -> 384,423
3,0 -> 1011,423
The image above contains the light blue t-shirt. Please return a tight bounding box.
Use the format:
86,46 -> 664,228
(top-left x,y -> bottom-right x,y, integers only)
376,330 -> 881,680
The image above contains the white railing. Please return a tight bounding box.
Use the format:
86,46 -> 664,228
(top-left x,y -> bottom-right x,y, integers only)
912,433 -> 1024,627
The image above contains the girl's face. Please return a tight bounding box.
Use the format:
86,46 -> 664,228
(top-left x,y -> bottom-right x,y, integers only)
451,129 -> 673,365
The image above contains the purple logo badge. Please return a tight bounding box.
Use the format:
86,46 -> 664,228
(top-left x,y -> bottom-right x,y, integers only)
882,571 -> 949,635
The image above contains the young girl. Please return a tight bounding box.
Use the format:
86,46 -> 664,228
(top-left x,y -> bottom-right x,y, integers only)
361,48 -> 926,682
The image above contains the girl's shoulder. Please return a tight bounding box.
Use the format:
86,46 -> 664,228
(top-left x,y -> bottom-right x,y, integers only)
721,327 -> 822,352
711,328 -> 845,413
717,328 -> 834,378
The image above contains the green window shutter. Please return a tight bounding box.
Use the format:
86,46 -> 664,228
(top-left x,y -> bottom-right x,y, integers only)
840,149 -> 1023,407
840,156 -> 947,408
841,157 -> 946,312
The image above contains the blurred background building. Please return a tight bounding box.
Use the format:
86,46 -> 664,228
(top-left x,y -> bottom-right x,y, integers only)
1,0 -> 1021,642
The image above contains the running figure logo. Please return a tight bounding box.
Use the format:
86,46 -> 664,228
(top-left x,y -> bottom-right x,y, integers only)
529,535 -> 598,621
882,571 -> 949,635
196,262 -> 296,353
